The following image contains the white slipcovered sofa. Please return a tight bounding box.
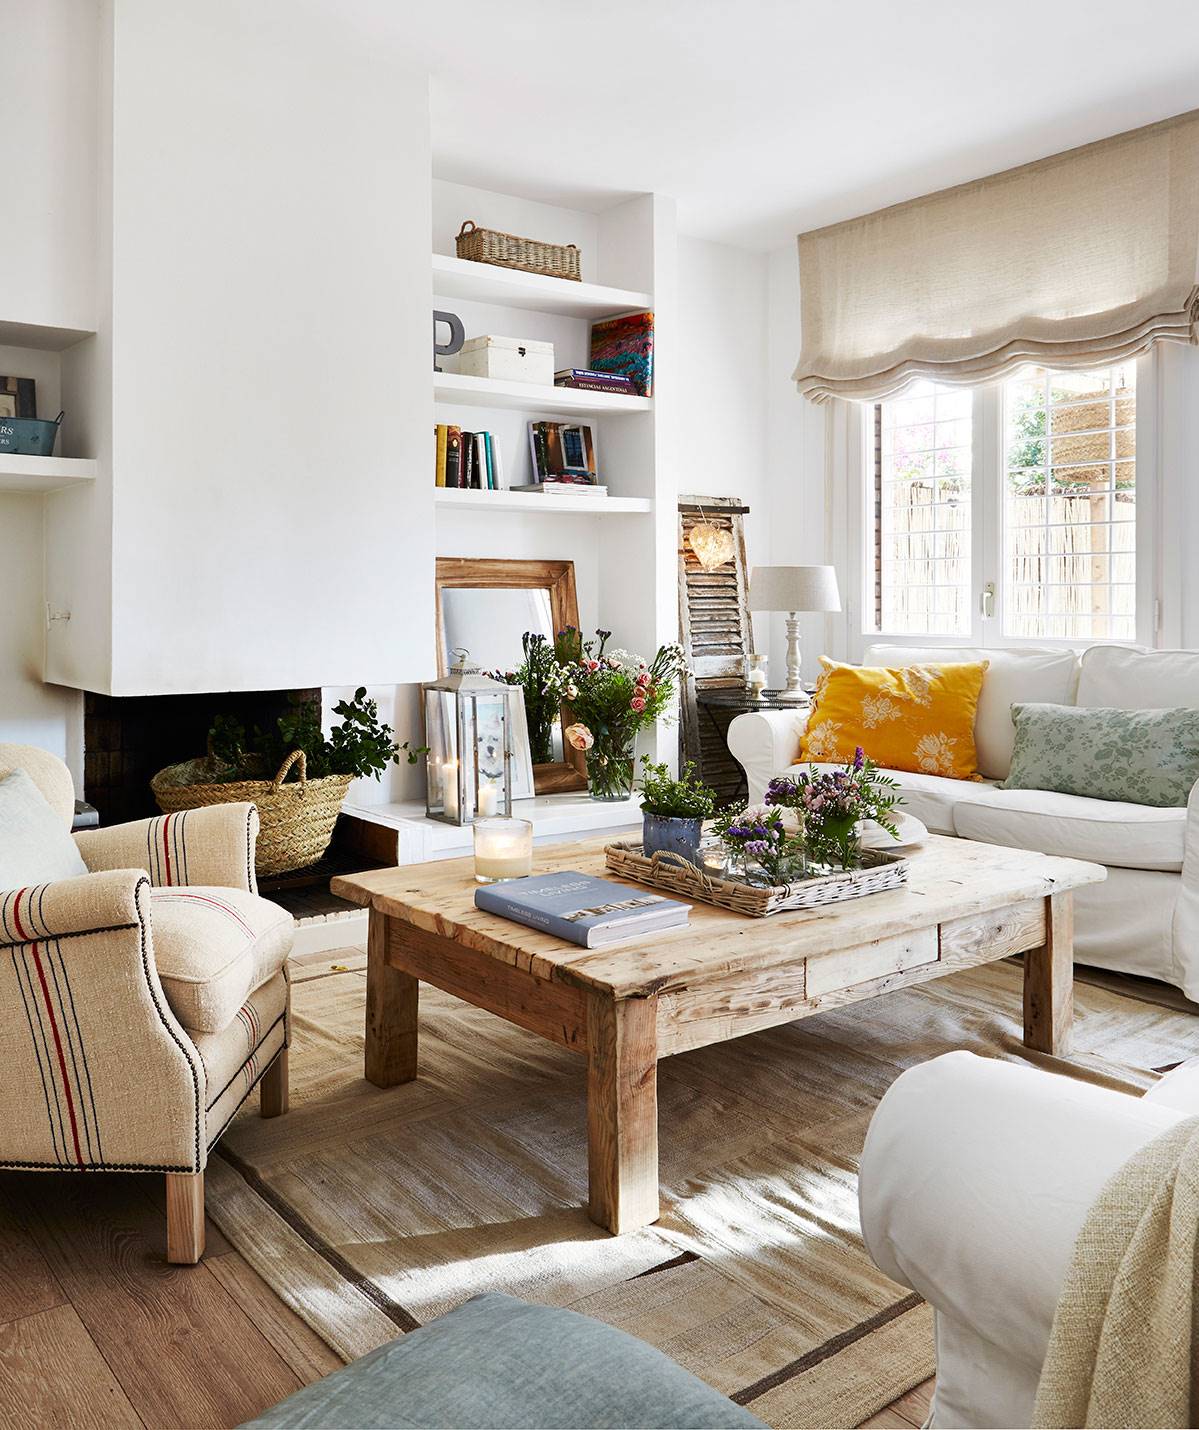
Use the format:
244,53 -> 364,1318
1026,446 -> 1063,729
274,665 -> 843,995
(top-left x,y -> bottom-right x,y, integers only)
859,1050 -> 1199,1428
728,643 -> 1199,998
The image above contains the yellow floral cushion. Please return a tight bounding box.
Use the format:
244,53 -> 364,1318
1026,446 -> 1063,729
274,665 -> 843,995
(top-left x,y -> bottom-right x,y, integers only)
799,657 -> 989,781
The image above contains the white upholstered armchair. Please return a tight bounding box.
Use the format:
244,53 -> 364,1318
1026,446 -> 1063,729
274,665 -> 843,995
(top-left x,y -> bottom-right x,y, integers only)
0,743 -> 292,1263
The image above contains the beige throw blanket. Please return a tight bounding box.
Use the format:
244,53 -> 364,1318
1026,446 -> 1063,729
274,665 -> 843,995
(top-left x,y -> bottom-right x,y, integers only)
1033,1114 -> 1199,1429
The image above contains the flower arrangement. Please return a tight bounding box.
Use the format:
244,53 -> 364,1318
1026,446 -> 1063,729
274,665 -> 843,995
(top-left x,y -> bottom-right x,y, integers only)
710,803 -> 804,885
765,747 -> 901,869
547,629 -> 687,800
490,631 -> 559,765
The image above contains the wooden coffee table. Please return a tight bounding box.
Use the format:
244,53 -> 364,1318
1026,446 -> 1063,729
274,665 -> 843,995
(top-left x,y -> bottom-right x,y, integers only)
332,834 -> 1104,1234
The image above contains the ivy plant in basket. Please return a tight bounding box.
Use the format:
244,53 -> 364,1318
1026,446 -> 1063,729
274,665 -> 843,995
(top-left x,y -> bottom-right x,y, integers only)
150,690 -> 426,876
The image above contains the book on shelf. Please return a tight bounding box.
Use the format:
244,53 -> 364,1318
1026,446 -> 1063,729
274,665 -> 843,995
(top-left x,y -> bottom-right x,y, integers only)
509,481 -> 609,497
434,424 -> 503,489
589,311 -> 654,397
527,420 -> 598,485
474,871 -> 690,948
434,424 -> 448,487
554,367 -> 637,395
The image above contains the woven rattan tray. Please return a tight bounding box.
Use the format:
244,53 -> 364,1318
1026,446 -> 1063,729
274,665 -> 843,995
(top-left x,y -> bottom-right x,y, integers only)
456,219 -> 581,281
605,840 -> 908,917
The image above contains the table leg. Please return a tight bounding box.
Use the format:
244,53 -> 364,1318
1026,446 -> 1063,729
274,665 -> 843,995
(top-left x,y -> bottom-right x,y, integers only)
586,991 -> 660,1234
365,911 -> 418,1087
1024,890 -> 1074,1056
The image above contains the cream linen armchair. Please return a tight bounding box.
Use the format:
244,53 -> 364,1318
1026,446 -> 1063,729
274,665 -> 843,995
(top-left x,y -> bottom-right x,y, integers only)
0,744 -> 292,1263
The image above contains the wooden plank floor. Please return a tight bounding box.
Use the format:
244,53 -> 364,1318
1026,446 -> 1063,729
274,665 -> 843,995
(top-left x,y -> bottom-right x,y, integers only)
0,1162 -> 934,1428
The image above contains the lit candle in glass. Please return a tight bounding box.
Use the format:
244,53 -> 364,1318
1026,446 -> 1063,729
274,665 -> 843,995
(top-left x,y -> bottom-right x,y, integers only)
473,817 -> 533,883
442,759 -> 459,820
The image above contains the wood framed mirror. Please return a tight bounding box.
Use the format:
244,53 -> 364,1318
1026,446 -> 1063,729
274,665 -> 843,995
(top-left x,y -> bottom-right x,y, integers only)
435,557 -> 589,794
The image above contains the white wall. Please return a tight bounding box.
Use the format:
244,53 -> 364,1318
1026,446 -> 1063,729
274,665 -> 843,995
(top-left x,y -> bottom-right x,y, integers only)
0,0 -> 99,333
45,0 -> 437,698
763,243 -> 831,684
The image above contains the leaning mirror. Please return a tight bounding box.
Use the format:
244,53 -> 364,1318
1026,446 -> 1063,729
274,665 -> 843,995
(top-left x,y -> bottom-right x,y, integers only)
434,558 -> 588,794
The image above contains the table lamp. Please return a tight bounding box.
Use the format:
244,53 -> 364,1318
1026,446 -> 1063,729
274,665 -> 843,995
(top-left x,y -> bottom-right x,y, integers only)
748,565 -> 841,703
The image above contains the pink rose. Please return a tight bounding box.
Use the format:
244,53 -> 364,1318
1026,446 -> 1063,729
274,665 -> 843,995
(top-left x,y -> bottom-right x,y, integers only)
564,722 -> 594,751
630,696 -> 646,713
584,659 -> 600,672
635,672 -> 650,687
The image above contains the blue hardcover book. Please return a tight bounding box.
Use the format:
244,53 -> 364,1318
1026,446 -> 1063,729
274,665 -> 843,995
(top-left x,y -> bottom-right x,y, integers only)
474,871 -> 690,948
483,430 -> 495,489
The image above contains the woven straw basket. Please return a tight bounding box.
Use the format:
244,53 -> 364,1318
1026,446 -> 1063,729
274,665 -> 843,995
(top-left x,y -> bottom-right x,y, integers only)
456,219 -> 581,281
151,750 -> 353,876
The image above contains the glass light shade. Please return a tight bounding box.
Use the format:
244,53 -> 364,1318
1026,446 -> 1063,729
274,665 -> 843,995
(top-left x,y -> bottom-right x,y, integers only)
688,521 -> 736,571
424,652 -> 517,826
473,816 -> 534,883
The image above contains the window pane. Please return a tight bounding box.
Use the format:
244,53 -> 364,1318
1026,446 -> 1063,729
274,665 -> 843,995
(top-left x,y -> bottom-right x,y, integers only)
874,381 -> 972,635
1002,362 -> 1135,641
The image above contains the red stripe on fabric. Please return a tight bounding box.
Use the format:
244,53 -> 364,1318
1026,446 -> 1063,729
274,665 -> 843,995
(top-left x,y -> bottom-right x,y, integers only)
161,815 -> 173,886
30,942 -> 85,1166
158,890 -> 254,937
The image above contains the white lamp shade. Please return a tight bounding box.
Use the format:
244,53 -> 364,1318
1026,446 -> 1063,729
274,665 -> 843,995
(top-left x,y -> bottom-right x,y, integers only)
748,565 -> 841,614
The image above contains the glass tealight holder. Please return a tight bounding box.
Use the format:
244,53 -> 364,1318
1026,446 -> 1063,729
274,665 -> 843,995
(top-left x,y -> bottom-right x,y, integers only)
473,816 -> 534,884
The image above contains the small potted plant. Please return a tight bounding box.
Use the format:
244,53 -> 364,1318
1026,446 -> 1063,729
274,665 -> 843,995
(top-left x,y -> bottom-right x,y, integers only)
638,757 -> 715,866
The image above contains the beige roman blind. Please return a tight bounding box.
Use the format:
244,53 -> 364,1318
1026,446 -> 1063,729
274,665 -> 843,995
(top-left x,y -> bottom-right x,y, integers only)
794,110 -> 1199,403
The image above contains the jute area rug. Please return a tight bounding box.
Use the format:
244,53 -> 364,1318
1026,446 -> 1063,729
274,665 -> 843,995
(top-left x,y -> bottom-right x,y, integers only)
207,950 -> 1199,1429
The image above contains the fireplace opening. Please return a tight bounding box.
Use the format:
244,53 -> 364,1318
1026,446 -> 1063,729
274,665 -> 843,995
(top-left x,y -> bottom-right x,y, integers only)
83,688 -> 321,828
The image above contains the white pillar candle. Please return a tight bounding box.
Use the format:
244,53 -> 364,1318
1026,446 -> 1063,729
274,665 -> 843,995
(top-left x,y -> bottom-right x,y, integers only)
478,781 -> 499,818
474,817 -> 533,883
442,759 -> 459,820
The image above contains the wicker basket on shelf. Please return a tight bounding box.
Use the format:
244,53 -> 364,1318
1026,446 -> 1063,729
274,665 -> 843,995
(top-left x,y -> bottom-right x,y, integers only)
151,750 -> 353,876
455,219 -> 581,281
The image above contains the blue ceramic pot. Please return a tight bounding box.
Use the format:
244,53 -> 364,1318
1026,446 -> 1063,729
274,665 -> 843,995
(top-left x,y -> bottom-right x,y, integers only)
642,812 -> 704,867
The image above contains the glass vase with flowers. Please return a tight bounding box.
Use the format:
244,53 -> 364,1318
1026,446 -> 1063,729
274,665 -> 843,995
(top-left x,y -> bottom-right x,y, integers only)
551,629 -> 687,801
765,747 -> 901,871
711,803 -> 807,886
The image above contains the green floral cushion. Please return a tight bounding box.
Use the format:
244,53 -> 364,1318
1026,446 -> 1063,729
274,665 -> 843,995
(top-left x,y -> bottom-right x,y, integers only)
1003,703 -> 1199,808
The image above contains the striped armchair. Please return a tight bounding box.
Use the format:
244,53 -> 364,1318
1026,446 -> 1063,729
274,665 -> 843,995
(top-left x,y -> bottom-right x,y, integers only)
0,744 -> 292,1263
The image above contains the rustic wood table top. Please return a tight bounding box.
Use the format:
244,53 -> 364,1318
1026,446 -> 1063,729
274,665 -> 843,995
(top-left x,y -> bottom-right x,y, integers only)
332,833 -> 1104,999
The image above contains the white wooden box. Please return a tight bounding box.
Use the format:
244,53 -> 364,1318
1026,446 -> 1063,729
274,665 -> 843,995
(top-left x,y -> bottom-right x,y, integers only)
457,334 -> 554,386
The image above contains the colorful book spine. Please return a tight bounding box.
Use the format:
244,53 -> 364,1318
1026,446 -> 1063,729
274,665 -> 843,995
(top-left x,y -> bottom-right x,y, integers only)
445,426 -> 462,489
483,431 -> 495,489
434,423 -> 448,487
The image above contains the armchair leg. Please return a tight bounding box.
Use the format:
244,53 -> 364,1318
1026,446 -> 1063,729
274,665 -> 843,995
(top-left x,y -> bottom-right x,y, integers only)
260,1048 -> 289,1119
165,1171 -> 205,1264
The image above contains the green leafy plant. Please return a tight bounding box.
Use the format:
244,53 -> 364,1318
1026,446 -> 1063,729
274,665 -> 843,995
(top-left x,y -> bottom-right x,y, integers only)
206,689 -> 425,783
491,632 -> 559,765
638,757 -> 716,819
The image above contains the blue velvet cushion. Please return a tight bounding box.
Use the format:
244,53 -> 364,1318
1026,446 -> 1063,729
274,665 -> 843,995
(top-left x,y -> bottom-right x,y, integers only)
243,1292 -> 764,1429
0,769 -> 88,888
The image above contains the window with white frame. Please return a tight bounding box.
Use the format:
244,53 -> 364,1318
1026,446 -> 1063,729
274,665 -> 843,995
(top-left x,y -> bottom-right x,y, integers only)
871,360 -> 1138,644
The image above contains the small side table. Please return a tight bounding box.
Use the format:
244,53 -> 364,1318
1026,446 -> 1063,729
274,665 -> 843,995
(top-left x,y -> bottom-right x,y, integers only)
693,687 -> 813,803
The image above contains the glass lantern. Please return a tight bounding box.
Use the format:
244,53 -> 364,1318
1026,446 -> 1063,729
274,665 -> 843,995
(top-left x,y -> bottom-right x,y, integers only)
424,650 -> 517,826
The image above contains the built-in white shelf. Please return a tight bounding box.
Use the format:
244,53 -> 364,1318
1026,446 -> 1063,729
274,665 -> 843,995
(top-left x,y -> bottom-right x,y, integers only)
435,488 -> 652,516
432,253 -> 652,320
343,790 -> 642,865
434,371 -> 651,415
0,319 -> 95,352
0,454 -> 97,494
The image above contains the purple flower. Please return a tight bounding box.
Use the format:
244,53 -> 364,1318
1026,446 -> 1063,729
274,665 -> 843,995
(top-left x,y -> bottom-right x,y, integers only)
745,839 -> 769,856
853,746 -> 866,770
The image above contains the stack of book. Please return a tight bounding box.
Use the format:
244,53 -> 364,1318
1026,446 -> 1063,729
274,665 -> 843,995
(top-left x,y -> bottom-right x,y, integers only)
553,367 -> 637,397
434,424 -> 504,490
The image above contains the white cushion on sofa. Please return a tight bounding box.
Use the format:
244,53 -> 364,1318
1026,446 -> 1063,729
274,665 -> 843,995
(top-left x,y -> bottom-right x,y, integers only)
1077,644 -> 1199,710
783,762 -> 998,836
862,644 -> 1078,781
952,787 -> 1186,872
